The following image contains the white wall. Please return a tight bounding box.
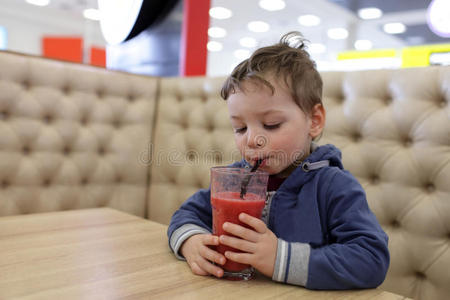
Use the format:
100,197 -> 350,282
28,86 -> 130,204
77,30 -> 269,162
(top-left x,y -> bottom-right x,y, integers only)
0,0 -> 105,63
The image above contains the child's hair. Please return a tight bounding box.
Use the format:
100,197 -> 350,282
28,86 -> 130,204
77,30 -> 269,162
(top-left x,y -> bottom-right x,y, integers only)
221,31 -> 323,115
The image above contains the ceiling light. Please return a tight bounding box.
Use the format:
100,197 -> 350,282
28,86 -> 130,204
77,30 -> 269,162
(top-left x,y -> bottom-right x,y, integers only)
208,27 -> 226,38
209,7 -> 232,20
383,22 -> 406,34
207,41 -> 223,52
26,0 -> 50,6
234,49 -> 251,60
429,52 -> 450,65
240,37 -> 257,48
358,7 -> 383,20
354,40 -> 373,50
308,43 -> 326,54
259,0 -> 285,11
83,8 -> 101,21
298,14 -> 321,27
327,28 -> 349,40
427,0 -> 450,37
248,21 -> 270,33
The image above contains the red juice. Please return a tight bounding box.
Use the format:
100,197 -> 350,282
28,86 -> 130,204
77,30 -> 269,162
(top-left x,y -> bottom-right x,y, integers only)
211,191 -> 265,272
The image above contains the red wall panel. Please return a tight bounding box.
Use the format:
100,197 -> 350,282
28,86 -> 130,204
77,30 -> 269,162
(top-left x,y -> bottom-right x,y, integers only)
180,0 -> 211,76
90,46 -> 106,67
42,36 -> 83,63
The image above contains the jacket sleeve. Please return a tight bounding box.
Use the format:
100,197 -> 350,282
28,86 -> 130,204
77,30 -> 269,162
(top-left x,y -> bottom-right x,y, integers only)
306,170 -> 390,289
167,188 -> 213,259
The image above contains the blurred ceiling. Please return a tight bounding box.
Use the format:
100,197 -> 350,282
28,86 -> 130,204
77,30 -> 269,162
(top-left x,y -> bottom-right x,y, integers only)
329,0 -> 448,45
3,0 -> 450,74
206,0 -> 449,73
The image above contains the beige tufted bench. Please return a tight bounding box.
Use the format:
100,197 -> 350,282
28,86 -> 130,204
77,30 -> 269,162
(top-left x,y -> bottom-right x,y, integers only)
0,51 -> 158,217
0,51 -> 449,300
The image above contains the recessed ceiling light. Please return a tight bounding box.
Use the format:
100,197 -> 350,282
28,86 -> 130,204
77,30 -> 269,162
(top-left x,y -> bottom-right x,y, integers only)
354,40 -> 373,50
248,21 -> 270,33
297,15 -> 321,27
259,0 -> 285,11
234,49 -> 251,60
358,7 -> 383,20
208,27 -> 226,38
308,43 -> 326,54
383,22 -> 406,34
209,7 -> 232,20
83,8 -> 101,21
207,41 -> 223,52
327,28 -> 349,40
240,37 -> 257,48
26,0 -> 50,6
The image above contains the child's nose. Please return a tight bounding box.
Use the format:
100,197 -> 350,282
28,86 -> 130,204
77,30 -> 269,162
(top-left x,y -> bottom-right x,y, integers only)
246,130 -> 267,148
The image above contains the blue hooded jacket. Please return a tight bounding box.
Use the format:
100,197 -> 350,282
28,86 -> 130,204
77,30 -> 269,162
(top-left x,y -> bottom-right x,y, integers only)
168,144 -> 390,289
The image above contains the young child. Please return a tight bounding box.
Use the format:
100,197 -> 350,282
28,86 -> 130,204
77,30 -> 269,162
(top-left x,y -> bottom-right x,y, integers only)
167,31 -> 389,289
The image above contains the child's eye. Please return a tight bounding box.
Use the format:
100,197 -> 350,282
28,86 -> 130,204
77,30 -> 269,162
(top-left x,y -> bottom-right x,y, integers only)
234,127 -> 247,134
264,123 -> 281,130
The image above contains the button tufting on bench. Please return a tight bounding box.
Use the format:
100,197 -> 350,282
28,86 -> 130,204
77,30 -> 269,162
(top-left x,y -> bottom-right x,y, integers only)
113,119 -> 122,128
63,146 -> 71,156
0,110 -> 9,120
62,85 -> 71,94
424,183 -> 435,193
370,174 -> 380,185
391,220 -> 400,228
415,271 -> 426,280
42,179 -> 51,187
43,115 -> 53,124
97,90 -> 104,98
403,137 -> 413,148
80,116 -> 89,125
186,151 -> 197,162
1,180 -> 9,189
352,132 -> 362,143
22,80 -> 31,89
22,146 -> 31,155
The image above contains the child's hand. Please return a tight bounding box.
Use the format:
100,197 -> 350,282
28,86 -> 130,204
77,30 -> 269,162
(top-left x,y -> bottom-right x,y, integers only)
219,213 -> 277,278
180,234 -> 226,278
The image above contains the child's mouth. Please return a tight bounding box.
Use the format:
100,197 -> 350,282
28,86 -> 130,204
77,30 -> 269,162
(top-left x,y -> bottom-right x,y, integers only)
251,158 -> 267,168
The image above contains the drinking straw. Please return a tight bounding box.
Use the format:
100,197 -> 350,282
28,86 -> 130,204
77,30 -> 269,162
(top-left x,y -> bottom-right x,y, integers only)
240,159 -> 263,199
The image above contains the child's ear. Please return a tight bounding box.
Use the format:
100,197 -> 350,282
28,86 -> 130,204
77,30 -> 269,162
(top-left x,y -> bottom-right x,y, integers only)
309,104 -> 326,138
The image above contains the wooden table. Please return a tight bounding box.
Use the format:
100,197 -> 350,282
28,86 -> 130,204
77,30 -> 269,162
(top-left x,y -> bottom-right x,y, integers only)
0,208 -> 409,299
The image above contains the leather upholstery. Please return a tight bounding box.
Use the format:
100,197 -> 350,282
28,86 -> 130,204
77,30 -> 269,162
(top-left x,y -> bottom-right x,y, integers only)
147,77 -> 240,223
0,51 -> 158,217
0,51 -> 449,300
320,69 -> 450,300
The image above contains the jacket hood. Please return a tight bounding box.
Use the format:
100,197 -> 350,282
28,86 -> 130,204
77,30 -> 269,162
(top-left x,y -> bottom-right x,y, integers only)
305,143 -> 343,169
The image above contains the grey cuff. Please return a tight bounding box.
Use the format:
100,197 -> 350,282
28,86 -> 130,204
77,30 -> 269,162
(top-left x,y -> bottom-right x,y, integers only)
272,238 -> 310,286
169,224 -> 211,260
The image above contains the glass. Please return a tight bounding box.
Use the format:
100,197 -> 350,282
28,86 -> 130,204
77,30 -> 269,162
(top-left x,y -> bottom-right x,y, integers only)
210,167 -> 269,280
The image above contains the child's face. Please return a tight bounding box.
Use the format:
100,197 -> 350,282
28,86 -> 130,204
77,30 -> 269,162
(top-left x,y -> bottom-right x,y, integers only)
227,78 -> 318,175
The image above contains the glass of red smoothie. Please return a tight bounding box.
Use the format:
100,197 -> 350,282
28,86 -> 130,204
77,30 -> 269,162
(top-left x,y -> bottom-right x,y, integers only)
210,167 -> 269,280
